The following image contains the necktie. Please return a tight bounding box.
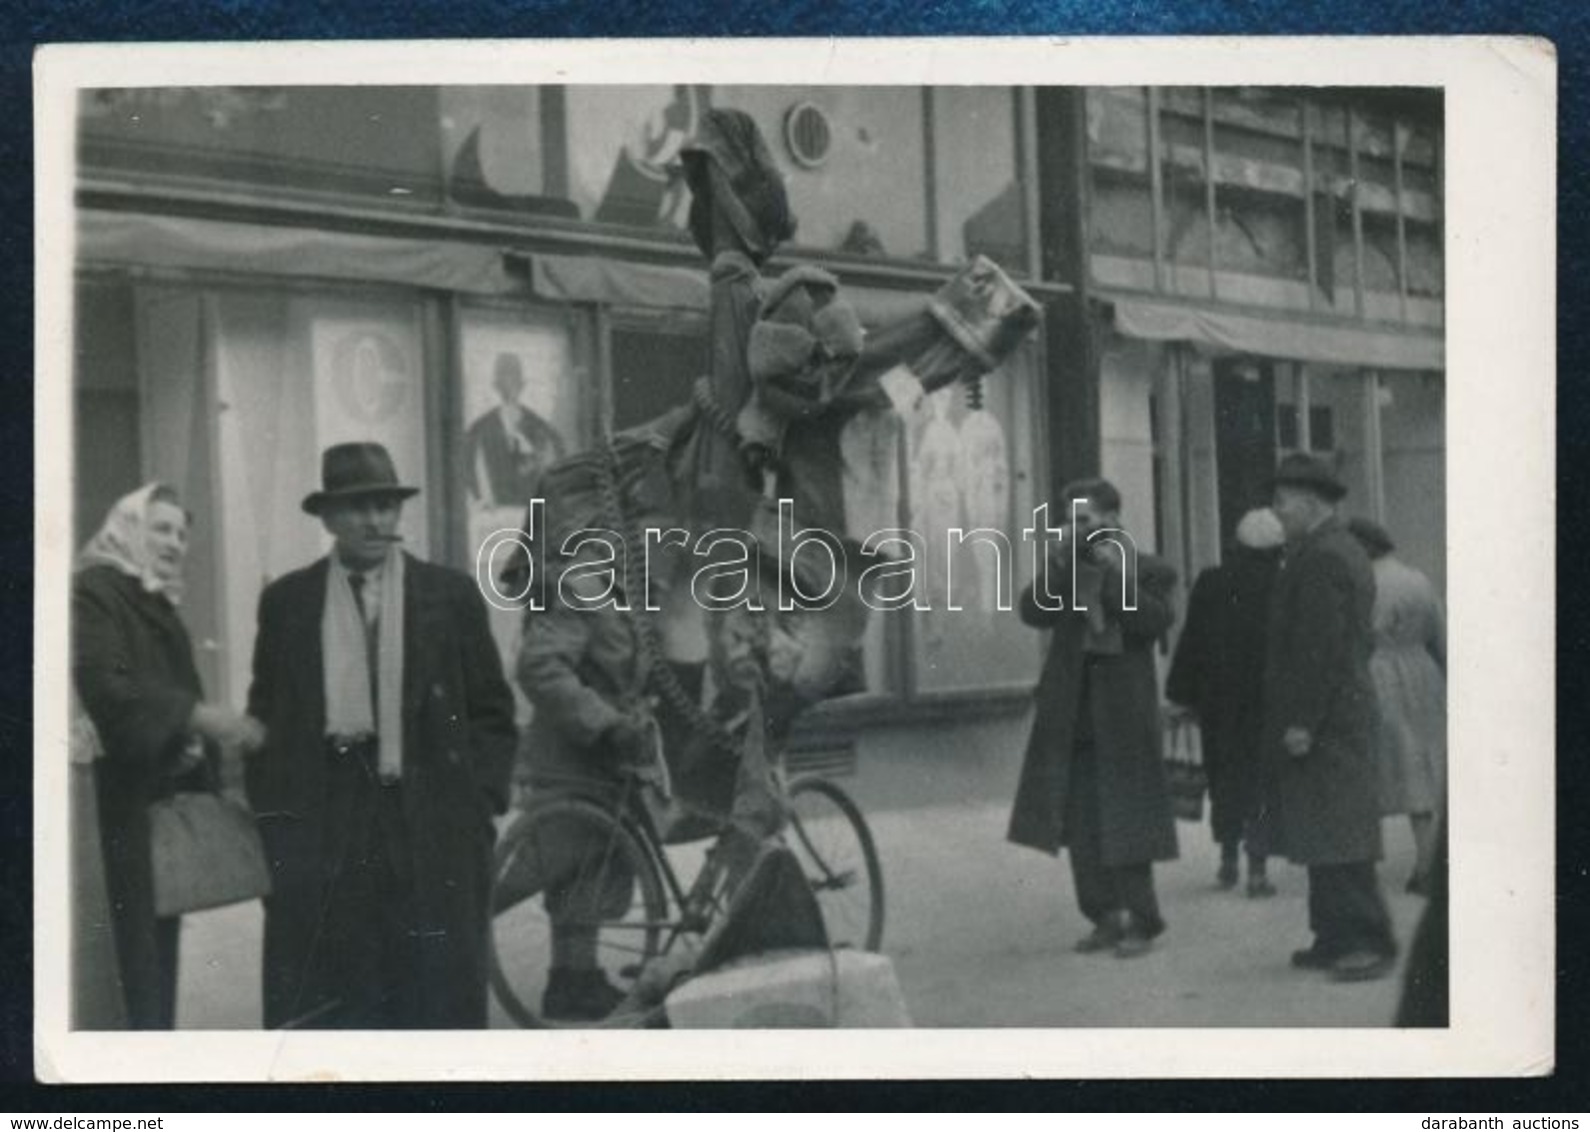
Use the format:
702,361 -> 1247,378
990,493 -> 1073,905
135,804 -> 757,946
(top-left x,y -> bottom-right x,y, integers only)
348,572 -> 379,716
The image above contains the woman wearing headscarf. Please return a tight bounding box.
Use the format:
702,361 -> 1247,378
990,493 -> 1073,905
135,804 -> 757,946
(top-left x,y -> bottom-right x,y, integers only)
1347,517 -> 1447,895
1166,508 -> 1286,897
72,483 -> 264,1028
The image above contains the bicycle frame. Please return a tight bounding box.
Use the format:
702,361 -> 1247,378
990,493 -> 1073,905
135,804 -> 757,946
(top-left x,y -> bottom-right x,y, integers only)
600,771 -> 732,955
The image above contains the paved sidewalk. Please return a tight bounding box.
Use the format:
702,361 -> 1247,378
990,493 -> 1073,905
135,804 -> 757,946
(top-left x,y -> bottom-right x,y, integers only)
866,801 -> 1425,1028
174,798 -> 1428,1029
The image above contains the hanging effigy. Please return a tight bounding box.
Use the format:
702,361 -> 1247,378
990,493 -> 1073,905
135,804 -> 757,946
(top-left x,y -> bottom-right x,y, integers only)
504,108 -> 1041,830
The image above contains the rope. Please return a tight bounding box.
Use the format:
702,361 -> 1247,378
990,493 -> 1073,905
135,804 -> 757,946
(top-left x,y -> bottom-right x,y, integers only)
692,375 -> 741,441
594,430 -> 743,758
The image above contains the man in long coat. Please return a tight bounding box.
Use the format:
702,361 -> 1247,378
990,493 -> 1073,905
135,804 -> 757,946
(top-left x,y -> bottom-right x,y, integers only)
1166,507 -> 1285,896
246,442 -> 516,1028
1008,478 -> 1179,958
1266,452 -> 1396,982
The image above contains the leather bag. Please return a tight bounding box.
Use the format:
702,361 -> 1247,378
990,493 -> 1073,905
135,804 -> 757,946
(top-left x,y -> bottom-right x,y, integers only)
148,791 -> 272,917
1163,712 -> 1209,824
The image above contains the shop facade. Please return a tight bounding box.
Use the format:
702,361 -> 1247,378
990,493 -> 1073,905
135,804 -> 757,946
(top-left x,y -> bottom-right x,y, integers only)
1084,87 -> 1446,604
70,84 -> 1444,782
72,85 -> 1060,755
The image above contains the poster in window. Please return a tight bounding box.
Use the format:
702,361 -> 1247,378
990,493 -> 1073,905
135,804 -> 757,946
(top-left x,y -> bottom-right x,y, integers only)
457,305 -> 582,718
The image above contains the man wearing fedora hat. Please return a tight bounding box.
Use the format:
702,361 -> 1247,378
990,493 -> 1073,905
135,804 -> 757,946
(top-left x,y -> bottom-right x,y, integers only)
1265,452 -> 1397,983
245,441 -> 516,1028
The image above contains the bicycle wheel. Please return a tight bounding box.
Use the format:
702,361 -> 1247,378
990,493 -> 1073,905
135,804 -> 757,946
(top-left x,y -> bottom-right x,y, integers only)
784,777 -> 885,951
489,796 -> 669,1028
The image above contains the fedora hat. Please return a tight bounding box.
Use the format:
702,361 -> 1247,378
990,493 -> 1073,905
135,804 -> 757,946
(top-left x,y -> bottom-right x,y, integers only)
1271,452 -> 1347,502
301,442 -> 420,515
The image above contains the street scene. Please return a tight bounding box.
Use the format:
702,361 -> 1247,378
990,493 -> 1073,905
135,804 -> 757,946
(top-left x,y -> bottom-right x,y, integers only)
173,758 -> 1427,1029
62,78 -> 1446,1038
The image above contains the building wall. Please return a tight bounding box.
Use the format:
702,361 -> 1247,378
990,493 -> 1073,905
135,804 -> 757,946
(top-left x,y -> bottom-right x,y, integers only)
72,83 -> 1050,718
1379,370 -> 1447,595
1099,336 -> 1161,554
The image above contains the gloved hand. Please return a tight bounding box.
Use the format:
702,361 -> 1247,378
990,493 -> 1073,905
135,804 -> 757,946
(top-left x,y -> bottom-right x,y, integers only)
600,717 -> 652,768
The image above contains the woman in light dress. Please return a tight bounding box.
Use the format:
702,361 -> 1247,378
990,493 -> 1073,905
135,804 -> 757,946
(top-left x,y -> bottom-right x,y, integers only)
1347,518 -> 1447,895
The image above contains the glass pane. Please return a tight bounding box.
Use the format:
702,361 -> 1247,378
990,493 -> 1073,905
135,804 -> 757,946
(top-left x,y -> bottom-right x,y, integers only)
609,318 -> 708,432
931,87 -> 1025,269
1087,88 -> 1156,261
1158,88 -> 1213,295
713,86 -> 930,260
562,85 -> 703,232
1378,371 -> 1446,596
1406,223 -> 1443,298
211,290 -> 431,704
909,343 -> 1044,693
457,303 -> 587,719
78,87 -> 443,205
1295,365 -> 1372,514
73,281 -> 141,548
1211,90 -> 1308,282
440,87 -> 578,220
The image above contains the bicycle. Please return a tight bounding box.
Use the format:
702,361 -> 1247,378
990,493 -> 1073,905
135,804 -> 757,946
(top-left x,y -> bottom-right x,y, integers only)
487,750 -> 884,1029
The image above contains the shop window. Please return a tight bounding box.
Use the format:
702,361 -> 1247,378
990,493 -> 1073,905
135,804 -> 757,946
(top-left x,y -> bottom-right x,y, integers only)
608,315 -> 709,433
1211,91 -> 1308,282
1159,93 -> 1213,277
204,288 -> 432,703
714,86 -> 931,261
440,87 -> 580,220
906,342 -> 1044,694
1276,403 -> 1335,452
931,87 -> 1025,269
1378,370 -> 1446,595
562,85 -> 710,238
73,280 -> 142,550
74,282 -> 436,705
1087,88 -> 1156,262
457,301 -> 593,719
1213,359 -> 1279,552
78,87 -> 444,207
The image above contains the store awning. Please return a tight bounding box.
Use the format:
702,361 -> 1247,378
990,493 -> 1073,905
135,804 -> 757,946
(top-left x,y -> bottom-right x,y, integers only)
77,209 -> 951,326
1107,294 -> 1444,373
528,252 -> 707,310
527,253 -> 937,325
78,210 -> 525,295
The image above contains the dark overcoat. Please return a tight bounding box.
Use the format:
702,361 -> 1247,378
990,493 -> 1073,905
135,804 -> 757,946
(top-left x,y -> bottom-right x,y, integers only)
72,564 -> 213,1029
245,554 -> 516,1029
1007,550 -> 1180,865
1165,548 -> 1280,845
1262,518 -> 1382,865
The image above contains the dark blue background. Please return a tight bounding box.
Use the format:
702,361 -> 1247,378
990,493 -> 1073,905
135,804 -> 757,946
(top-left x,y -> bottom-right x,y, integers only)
2,1 -> 1581,1110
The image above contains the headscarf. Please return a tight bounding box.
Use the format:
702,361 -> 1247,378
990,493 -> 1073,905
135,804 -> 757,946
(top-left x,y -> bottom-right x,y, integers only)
75,482 -> 187,605
1235,507 -> 1286,552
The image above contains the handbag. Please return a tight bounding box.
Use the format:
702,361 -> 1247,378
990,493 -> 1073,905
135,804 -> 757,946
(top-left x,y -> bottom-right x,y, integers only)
1162,712 -> 1208,824
148,790 -> 272,917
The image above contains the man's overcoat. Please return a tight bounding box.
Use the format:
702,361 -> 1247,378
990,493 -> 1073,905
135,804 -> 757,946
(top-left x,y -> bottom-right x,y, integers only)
245,554 -> 515,1029
1007,550 -> 1180,865
1262,517 -> 1382,865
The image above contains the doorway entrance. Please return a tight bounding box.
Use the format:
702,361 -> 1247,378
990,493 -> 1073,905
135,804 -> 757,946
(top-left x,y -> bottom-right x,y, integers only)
1212,358 -> 1277,552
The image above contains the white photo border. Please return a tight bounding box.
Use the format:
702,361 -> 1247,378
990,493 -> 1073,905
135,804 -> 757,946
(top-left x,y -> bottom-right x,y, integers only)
33,36 -> 1557,1081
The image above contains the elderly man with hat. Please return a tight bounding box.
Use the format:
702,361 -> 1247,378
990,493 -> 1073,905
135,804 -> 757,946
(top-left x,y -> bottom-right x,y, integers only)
245,442 -> 516,1028
1265,452 -> 1397,982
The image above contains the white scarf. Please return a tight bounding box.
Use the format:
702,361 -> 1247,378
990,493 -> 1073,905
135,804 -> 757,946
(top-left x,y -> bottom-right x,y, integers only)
322,549 -> 406,780
75,482 -> 186,605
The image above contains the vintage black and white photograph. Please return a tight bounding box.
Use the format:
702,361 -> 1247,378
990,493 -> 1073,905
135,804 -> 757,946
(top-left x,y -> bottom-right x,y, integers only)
34,38 -> 1554,1080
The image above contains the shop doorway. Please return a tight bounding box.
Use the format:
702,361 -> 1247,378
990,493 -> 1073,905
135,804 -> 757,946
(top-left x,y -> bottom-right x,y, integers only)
1212,358 -> 1277,552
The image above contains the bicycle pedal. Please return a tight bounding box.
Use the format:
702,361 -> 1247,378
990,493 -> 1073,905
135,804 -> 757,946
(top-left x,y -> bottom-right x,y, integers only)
809,869 -> 856,890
